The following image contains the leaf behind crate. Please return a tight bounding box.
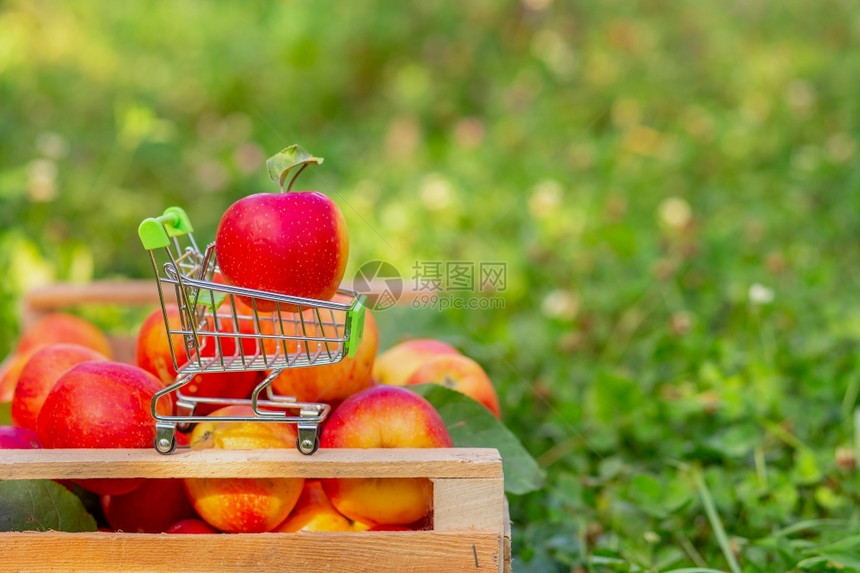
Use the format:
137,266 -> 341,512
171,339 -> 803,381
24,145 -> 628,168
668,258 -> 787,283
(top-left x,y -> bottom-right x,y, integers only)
0,479 -> 98,533
413,383 -> 544,495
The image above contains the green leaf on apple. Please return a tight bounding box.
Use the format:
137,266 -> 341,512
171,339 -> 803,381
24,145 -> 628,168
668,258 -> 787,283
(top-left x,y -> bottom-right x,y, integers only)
0,401 -> 11,425
266,144 -> 324,189
412,384 -> 545,495
0,479 -> 98,532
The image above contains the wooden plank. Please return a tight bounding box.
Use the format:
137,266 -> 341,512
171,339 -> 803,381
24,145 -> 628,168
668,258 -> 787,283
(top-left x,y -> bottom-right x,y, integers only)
21,280 -> 166,322
433,478 -> 505,534
0,448 -> 503,480
0,531 -> 505,573
20,279 -> 430,324
503,498 -> 512,573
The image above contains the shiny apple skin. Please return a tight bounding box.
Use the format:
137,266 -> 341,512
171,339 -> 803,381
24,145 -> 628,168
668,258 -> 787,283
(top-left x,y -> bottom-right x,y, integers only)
215,192 -> 348,311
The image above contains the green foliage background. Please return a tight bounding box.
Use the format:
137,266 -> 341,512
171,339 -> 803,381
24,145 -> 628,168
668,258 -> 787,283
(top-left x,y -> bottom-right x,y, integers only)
2,1 -> 860,570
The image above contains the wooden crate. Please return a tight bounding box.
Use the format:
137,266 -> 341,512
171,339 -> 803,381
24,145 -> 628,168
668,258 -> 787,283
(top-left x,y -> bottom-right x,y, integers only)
5,282 -> 512,571
0,448 -> 510,572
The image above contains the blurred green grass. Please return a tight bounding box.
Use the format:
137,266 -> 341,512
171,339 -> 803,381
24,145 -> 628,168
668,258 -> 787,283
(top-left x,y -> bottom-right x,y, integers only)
2,0 -> 860,570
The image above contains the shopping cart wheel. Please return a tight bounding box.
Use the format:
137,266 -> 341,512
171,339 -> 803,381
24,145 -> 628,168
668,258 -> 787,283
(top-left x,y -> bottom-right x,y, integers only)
297,436 -> 320,455
154,423 -> 177,455
155,435 -> 177,455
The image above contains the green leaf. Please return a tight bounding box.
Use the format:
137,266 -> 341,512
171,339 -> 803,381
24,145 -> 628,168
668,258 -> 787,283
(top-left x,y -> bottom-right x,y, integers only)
705,422 -> 761,458
627,473 -> 693,518
266,144 -> 324,189
412,384 -> 545,495
816,534 -> 860,553
0,479 -> 97,532
799,552 -> 860,570
792,448 -> 822,486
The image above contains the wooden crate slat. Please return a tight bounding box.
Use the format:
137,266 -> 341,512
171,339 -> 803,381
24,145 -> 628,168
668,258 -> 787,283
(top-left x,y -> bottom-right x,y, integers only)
0,531 -> 506,573
0,448 -> 503,480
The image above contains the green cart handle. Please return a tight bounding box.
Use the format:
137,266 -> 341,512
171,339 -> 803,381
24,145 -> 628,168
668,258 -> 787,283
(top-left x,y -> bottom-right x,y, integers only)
138,206 -> 194,250
344,297 -> 367,358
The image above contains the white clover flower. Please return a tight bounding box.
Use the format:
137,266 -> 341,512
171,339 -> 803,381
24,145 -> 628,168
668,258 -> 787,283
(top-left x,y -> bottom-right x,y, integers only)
420,173 -> 454,211
657,196 -> 692,229
528,179 -> 564,219
541,289 -> 579,320
748,283 -> 775,305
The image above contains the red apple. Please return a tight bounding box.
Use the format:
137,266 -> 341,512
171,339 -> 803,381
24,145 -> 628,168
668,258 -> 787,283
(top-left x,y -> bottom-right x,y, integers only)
16,313 -> 112,358
214,146 -> 348,312
183,405 -> 304,533
0,426 -> 40,449
0,313 -> 112,402
11,344 -> 108,432
320,385 -> 452,526
101,479 -> 197,533
165,518 -> 219,534
272,480 -> 353,533
36,361 -> 174,495
372,338 -> 461,386
271,309 -> 378,403
405,354 -> 501,418
136,304 -> 262,412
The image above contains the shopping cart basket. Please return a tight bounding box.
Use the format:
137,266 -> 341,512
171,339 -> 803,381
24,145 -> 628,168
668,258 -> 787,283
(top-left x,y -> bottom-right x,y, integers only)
138,206 -> 366,454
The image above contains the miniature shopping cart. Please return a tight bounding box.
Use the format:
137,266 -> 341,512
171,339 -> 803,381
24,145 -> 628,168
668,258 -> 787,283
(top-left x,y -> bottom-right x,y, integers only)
138,206 -> 366,455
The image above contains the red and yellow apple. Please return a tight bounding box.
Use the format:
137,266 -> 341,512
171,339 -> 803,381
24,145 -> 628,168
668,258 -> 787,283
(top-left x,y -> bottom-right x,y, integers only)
11,343 -> 108,432
271,309 -> 378,403
136,305 -> 186,385
272,480 -> 353,533
101,479 -> 197,533
36,361 -> 173,495
136,304 -> 262,410
0,313 -> 112,402
0,354 -> 33,403
16,313 -> 112,358
183,405 -> 304,533
405,354 -> 501,418
372,338 -> 460,386
320,385 -> 452,526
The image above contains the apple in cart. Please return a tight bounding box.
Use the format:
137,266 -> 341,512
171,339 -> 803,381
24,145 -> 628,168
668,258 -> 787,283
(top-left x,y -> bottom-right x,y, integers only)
404,354 -> 502,418
270,306 -> 379,403
36,361 -> 174,495
11,343 -> 108,432
214,145 -> 348,312
320,385 -> 452,526
101,478 -> 197,533
372,338 -> 461,386
183,405 -> 304,533
136,304 -> 264,411
0,313 -> 112,402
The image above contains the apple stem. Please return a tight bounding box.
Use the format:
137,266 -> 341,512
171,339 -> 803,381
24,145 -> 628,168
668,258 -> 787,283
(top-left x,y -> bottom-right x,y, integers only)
286,163 -> 308,192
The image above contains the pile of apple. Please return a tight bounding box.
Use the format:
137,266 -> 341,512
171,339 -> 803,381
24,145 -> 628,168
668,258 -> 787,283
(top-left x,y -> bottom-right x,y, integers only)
0,145 -> 503,534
